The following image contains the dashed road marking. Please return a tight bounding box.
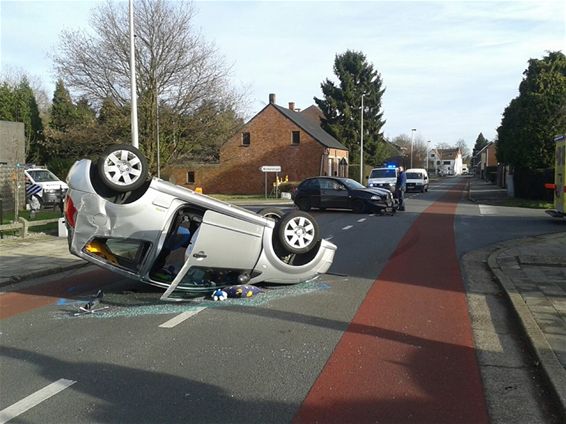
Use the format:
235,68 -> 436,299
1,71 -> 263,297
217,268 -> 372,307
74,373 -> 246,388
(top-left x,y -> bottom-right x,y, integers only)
357,218 -> 366,223
0,378 -> 76,424
159,308 -> 206,328
342,225 -> 353,230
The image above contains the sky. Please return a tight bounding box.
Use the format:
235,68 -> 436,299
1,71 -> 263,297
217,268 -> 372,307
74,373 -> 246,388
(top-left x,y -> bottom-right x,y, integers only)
1,0 -> 565,154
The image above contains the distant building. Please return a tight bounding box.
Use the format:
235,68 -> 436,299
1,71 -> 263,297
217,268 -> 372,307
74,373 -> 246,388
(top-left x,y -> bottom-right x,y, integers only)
473,142 -> 497,180
166,94 -> 349,194
436,148 -> 463,175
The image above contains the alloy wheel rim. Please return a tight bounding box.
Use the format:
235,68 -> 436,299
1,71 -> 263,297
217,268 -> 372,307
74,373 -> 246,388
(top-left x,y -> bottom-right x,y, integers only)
103,149 -> 143,186
283,216 -> 315,249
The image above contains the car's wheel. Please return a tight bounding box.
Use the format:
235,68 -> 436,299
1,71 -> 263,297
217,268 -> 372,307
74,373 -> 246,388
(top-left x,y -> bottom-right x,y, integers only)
257,207 -> 284,221
295,197 -> 311,212
352,199 -> 367,213
97,144 -> 149,192
277,211 -> 320,254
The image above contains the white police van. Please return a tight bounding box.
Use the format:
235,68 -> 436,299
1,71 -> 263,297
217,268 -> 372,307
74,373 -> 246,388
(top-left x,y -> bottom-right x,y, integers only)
24,166 -> 69,208
367,165 -> 398,191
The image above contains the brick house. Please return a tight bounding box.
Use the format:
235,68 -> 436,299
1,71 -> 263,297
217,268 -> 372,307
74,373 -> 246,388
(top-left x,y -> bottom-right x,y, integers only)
167,94 -> 349,194
473,142 -> 497,180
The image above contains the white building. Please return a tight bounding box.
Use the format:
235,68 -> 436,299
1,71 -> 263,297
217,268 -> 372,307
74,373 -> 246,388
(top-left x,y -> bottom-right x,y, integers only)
436,148 -> 463,175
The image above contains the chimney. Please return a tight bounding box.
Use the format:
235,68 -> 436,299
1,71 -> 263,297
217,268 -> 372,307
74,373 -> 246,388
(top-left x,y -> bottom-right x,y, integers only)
288,102 -> 295,111
269,93 -> 276,104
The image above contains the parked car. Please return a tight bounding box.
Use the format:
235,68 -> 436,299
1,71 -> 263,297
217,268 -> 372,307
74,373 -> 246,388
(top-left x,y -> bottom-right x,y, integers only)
24,166 -> 68,208
292,176 -> 396,214
64,144 -> 337,299
405,168 -> 429,192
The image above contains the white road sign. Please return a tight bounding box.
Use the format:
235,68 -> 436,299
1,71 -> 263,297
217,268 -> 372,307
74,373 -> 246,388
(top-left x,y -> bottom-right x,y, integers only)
259,166 -> 281,172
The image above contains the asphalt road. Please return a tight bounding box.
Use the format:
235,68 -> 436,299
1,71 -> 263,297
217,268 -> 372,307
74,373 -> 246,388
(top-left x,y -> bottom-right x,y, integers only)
1,177 -> 563,423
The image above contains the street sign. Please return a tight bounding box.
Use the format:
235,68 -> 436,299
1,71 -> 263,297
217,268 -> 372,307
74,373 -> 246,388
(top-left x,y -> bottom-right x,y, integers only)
259,165 -> 281,172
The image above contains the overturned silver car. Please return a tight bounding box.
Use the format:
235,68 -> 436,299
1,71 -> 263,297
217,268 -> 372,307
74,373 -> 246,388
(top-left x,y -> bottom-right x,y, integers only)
64,145 -> 336,300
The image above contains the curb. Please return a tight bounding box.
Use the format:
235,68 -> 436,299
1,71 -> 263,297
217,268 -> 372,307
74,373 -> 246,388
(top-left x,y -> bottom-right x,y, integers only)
487,241 -> 566,419
0,261 -> 89,289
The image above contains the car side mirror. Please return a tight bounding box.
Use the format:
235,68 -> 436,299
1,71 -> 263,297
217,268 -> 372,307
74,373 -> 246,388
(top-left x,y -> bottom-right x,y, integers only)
365,176 -> 368,180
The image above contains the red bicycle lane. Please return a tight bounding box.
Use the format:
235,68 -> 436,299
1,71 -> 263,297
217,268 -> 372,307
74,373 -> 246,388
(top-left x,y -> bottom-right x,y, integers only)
294,182 -> 489,423
0,269 -> 115,320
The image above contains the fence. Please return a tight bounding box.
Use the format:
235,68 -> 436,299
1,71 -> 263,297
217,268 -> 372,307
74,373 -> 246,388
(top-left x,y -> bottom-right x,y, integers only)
0,217 -> 61,238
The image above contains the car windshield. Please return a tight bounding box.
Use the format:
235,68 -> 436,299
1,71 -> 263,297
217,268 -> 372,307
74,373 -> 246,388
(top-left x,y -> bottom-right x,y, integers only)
341,179 -> 365,190
406,172 -> 422,179
370,169 -> 396,178
27,169 -> 60,182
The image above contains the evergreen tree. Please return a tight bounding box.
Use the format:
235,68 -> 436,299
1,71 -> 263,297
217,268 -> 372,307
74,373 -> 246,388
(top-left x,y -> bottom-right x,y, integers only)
497,51 -> 566,169
50,79 -> 77,131
314,50 -> 386,166
0,78 -> 44,162
473,133 -> 489,152
0,82 -> 15,121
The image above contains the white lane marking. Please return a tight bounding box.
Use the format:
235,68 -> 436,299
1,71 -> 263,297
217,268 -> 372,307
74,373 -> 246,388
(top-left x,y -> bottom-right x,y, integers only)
0,378 -> 76,424
479,204 -> 497,215
357,218 -> 366,223
159,308 -> 206,328
326,235 -> 334,240
342,225 -> 353,230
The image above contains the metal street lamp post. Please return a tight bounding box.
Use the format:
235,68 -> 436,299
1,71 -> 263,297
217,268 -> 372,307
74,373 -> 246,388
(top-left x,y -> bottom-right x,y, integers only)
129,0 -> 139,148
426,140 -> 431,171
410,128 -> 416,168
360,94 -> 364,184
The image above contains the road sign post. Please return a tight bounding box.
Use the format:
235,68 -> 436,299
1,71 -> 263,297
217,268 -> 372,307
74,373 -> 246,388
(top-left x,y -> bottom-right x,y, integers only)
259,166 -> 282,199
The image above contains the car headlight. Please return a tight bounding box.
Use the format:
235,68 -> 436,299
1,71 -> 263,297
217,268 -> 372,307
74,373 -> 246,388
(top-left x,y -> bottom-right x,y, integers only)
370,195 -> 381,200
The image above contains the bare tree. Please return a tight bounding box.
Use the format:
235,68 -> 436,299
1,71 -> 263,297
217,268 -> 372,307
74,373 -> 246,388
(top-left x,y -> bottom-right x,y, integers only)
392,134 -> 428,168
53,0 -> 243,169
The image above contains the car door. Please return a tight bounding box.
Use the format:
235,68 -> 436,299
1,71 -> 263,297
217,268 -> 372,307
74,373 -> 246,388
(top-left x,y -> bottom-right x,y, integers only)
160,209 -> 264,297
300,178 -> 321,209
321,179 -> 349,209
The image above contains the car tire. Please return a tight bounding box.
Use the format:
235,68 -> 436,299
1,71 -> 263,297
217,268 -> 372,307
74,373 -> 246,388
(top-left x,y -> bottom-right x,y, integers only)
277,210 -> 320,254
352,199 -> 366,213
257,207 -> 284,221
97,144 -> 149,193
295,197 -> 311,212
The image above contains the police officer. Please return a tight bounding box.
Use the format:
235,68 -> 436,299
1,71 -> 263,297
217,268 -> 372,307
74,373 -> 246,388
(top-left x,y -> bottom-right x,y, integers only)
395,166 -> 407,211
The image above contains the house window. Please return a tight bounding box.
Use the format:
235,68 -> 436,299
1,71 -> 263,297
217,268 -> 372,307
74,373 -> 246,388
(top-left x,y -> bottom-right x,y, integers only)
443,160 -> 451,165
242,132 -> 250,146
292,131 -> 300,145
187,171 -> 195,184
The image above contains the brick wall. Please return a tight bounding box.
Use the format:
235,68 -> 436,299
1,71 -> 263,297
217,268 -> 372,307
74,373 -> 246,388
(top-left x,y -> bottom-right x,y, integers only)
165,105 -> 348,195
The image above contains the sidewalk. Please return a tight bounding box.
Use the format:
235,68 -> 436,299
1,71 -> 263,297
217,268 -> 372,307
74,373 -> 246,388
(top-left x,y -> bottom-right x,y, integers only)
0,233 -> 87,287
469,177 -> 566,415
